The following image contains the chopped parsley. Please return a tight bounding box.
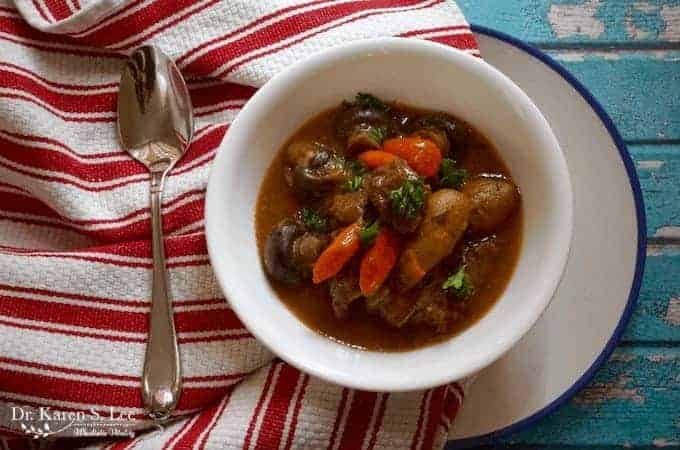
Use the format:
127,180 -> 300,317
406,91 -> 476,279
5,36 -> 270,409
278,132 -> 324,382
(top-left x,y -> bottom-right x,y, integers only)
367,126 -> 387,145
331,154 -> 347,167
390,178 -> 425,220
439,158 -> 469,189
359,220 -> 380,246
342,159 -> 366,192
353,93 -> 390,112
344,175 -> 363,192
442,266 -> 474,299
298,208 -> 327,233
345,159 -> 367,175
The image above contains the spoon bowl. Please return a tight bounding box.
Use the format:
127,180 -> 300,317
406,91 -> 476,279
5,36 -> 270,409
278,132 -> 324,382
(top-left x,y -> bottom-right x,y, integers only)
118,46 -> 193,172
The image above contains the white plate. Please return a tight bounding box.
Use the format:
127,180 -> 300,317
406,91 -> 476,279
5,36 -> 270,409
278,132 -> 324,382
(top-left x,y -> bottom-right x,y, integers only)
446,27 -> 646,446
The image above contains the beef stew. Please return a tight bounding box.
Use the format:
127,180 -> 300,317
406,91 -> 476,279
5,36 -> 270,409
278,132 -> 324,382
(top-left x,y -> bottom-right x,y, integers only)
255,94 -> 522,351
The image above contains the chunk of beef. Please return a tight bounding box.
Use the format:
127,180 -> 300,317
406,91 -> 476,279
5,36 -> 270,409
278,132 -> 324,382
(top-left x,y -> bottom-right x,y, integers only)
463,237 -> 501,290
364,285 -> 418,328
329,263 -> 362,319
407,269 -> 467,332
324,190 -> 367,225
364,158 -> 424,233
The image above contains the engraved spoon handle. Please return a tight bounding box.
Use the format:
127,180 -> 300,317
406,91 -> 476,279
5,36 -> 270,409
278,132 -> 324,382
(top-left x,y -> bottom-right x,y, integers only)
141,170 -> 181,421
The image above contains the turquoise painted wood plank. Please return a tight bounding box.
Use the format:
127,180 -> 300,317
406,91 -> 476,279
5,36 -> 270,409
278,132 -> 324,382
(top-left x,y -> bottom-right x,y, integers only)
545,50 -> 680,141
473,446 -> 664,449
630,144 -> 680,237
498,346 -> 680,447
623,244 -> 680,342
473,446 -> 666,449
459,0 -> 680,45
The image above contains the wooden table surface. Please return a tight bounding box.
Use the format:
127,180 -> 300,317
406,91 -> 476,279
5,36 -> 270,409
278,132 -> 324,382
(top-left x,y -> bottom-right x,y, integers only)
455,1 -> 680,448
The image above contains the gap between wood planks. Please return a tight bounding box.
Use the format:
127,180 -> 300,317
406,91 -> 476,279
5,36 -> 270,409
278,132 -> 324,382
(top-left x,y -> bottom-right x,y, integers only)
536,41 -> 680,50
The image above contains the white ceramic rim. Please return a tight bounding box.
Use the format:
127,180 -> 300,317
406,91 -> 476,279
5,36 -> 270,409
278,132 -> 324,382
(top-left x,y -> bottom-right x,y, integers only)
205,37 -> 573,392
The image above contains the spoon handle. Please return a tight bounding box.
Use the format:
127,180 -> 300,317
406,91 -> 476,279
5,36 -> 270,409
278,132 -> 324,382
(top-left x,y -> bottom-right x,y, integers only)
142,170 -> 181,421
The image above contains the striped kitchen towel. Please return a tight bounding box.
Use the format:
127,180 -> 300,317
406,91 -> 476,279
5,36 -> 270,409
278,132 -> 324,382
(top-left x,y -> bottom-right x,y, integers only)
0,0 -> 479,448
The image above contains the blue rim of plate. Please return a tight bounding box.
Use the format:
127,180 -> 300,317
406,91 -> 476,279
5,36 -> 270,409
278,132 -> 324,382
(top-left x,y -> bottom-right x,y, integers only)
446,25 -> 647,448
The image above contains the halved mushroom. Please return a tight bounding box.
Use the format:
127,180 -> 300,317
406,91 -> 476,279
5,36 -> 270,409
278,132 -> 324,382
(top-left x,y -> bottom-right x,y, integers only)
284,140 -> 346,197
291,232 -> 329,278
335,103 -> 392,153
264,220 -> 329,283
410,113 -> 471,156
264,220 -> 303,284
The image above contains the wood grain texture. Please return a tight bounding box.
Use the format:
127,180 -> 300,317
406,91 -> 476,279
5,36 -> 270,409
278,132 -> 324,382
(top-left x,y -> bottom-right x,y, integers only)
500,347 -> 680,447
459,0 -> 680,46
455,1 -> 680,449
624,244 -> 680,342
546,51 -> 680,141
631,145 -> 680,237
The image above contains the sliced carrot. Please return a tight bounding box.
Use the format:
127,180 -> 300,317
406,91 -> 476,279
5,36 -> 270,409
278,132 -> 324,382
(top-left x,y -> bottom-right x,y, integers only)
357,150 -> 396,169
312,222 -> 361,284
382,136 -> 442,177
359,228 -> 401,296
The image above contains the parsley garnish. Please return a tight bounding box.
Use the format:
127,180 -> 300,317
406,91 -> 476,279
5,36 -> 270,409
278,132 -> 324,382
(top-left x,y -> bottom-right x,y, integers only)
344,175 -> 363,192
367,126 -> 387,145
390,179 -> 425,220
342,159 -> 366,192
299,208 -> 327,232
439,158 -> 469,189
354,93 -> 390,112
345,159 -> 366,175
359,220 -> 380,246
442,266 -> 474,299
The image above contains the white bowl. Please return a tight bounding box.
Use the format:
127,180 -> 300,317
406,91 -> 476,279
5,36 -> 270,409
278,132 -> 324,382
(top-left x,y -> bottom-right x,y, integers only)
205,38 -> 573,392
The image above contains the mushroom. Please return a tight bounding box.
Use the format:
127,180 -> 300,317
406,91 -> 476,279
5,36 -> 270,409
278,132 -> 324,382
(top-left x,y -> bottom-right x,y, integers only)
335,103 -> 393,153
284,140 -> 346,197
291,232 -> 329,278
264,220 -> 330,284
263,220 -> 303,284
462,176 -> 520,233
410,113 -> 471,156
397,189 -> 472,290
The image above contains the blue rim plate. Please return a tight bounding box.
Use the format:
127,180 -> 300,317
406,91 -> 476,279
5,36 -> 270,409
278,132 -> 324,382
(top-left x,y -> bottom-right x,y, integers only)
445,26 -> 646,448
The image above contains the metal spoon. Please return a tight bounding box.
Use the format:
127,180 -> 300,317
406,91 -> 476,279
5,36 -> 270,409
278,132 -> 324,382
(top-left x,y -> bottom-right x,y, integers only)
117,45 -> 193,421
